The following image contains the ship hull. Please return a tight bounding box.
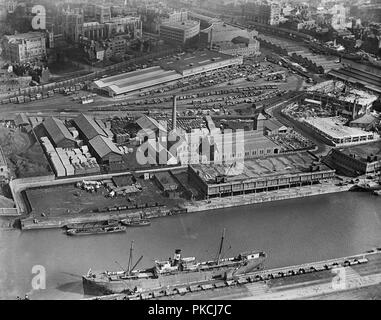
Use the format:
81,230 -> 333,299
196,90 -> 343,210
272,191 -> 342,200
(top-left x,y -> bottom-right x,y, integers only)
83,257 -> 266,296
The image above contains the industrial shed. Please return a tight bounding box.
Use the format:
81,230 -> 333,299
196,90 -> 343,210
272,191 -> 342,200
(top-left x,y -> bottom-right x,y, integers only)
88,135 -> 123,165
42,117 -> 76,148
92,66 -> 182,97
73,114 -> 107,142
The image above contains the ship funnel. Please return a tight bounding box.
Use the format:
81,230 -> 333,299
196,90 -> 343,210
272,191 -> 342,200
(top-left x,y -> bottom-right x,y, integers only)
173,249 -> 181,265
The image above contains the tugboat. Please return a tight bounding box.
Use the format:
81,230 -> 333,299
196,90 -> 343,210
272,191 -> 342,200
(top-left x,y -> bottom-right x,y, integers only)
66,225 -> 126,236
82,229 -> 266,295
121,218 -> 151,227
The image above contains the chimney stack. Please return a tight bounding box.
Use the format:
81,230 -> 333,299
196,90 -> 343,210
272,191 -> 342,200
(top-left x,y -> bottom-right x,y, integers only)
172,95 -> 177,132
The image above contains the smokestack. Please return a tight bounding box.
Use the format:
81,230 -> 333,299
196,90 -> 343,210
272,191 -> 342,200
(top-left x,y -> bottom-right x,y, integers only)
172,95 -> 177,132
173,249 -> 181,266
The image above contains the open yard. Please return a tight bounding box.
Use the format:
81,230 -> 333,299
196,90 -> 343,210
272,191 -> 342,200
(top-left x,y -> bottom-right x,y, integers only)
25,175 -> 184,217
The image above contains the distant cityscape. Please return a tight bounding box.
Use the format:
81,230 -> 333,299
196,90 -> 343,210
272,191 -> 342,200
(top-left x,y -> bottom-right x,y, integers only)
0,0 -> 380,302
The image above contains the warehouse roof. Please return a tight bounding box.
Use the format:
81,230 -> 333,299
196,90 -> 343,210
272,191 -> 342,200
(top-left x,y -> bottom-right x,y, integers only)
89,135 -> 122,159
160,50 -> 241,74
43,117 -> 76,146
93,66 -> 182,95
304,117 -> 376,139
191,151 -> 332,184
74,114 -> 107,141
137,115 -> 167,133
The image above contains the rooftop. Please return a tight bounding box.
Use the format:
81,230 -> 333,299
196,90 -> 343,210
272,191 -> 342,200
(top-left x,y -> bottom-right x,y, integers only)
191,152 -> 331,184
93,66 -> 182,95
303,117 -> 376,139
43,117 -> 75,145
158,117 -> 208,132
160,50 -> 240,74
74,114 -> 107,141
338,142 -> 381,162
160,19 -> 199,30
88,135 -> 122,159
4,32 -> 45,42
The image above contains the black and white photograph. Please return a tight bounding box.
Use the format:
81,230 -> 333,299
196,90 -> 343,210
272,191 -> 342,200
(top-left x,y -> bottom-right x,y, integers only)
0,0 -> 380,310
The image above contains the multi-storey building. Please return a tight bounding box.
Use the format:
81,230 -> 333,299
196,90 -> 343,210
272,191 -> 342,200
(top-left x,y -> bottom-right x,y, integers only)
243,2 -> 281,26
159,20 -> 200,46
62,9 -> 142,43
1,32 -> 47,63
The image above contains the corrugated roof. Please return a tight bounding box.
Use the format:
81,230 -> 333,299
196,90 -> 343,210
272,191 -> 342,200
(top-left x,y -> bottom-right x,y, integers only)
89,135 -> 122,159
137,115 -> 167,133
43,117 -> 75,146
265,118 -> 287,131
74,114 -> 107,141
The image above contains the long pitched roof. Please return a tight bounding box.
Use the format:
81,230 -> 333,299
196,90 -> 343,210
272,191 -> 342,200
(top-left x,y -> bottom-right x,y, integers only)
43,117 -> 75,145
74,114 -> 107,141
89,135 -> 122,159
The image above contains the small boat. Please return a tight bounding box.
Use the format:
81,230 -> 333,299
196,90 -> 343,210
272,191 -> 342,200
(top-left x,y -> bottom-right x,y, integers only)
64,219 -> 119,229
121,218 -> 151,227
373,190 -> 381,196
66,225 -> 126,236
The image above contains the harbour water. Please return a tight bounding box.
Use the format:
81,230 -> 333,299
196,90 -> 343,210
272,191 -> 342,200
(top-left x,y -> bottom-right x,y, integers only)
0,191 -> 380,300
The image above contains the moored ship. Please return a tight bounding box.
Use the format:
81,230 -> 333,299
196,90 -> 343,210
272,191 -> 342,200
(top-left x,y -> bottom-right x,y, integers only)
82,229 -> 266,295
121,218 -> 151,227
64,219 -> 119,230
66,225 -> 126,236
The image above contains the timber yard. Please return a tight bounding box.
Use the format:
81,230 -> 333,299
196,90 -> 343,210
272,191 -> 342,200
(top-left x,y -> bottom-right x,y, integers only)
0,0 -> 381,302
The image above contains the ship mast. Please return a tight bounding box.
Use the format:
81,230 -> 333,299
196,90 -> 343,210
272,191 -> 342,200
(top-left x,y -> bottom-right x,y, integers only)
216,228 -> 226,265
127,240 -> 134,275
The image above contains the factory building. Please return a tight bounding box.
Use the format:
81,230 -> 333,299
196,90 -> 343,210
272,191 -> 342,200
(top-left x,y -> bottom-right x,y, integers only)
73,114 -> 108,142
88,135 -> 123,165
302,117 -> 379,146
188,152 -> 335,199
324,143 -> 381,176
42,117 -> 76,149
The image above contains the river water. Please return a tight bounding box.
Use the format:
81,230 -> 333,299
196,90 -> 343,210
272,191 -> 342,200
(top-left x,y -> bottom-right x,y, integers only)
0,191 -> 380,300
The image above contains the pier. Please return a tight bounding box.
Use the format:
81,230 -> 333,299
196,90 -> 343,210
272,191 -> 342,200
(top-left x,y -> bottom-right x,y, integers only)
86,249 -> 381,300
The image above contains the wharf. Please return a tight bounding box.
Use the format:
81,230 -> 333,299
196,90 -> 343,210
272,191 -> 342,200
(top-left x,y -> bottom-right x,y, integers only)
184,183 -> 352,213
19,182 -> 351,230
86,249 -> 381,300
20,206 -> 172,230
